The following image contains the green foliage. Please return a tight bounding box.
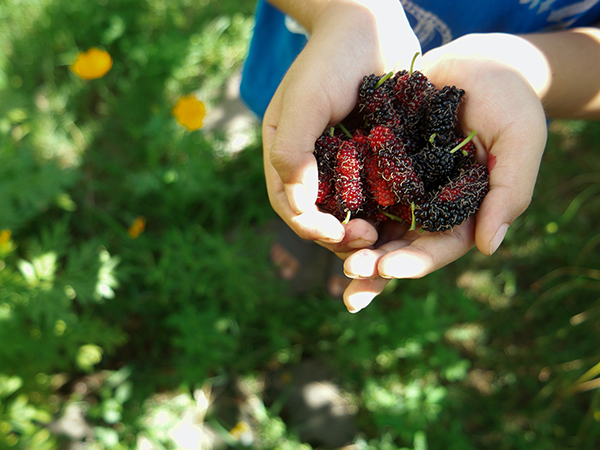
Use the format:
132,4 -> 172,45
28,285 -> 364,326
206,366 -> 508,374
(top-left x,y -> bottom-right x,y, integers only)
1,1 -> 600,449
0,144 -> 76,232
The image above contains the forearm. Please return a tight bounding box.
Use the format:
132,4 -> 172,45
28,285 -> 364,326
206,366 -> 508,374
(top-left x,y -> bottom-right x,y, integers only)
521,28 -> 600,119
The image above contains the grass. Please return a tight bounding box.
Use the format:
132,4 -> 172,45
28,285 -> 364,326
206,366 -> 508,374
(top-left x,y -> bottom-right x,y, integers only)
1,1 -> 600,449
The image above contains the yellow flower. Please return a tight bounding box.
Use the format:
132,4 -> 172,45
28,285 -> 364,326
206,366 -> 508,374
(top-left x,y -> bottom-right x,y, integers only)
229,421 -> 252,439
128,216 -> 146,239
0,229 -> 15,255
0,229 -> 11,245
172,95 -> 206,131
70,47 -> 113,80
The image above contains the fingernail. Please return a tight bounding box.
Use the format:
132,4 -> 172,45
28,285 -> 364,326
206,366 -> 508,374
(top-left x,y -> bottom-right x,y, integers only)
345,301 -> 359,313
490,223 -> 509,255
343,249 -> 378,278
317,236 -> 343,245
343,269 -> 366,280
346,292 -> 376,314
343,269 -> 356,279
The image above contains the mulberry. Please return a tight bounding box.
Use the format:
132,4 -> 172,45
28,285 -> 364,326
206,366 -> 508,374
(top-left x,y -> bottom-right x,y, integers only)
421,85 -> 465,143
364,152 -> 396,207
313,64 -> 487,233
335,140 -> 364,214
415,163 -> 489,232
359,73 -> 403,128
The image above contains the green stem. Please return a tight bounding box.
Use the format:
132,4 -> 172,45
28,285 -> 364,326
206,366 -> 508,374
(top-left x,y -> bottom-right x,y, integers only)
380,202 -> 417,230
450,130 -> 477,154
409,52 -> 420,75
375,71 -> 394,89
380,210 -> 403,222
337,123 -> 353,138
409,202 -> 416,231
342,210 -> 352,224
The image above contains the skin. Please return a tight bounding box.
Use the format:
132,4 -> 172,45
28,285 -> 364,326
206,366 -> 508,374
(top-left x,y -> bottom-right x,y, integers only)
262,0 -> 600,312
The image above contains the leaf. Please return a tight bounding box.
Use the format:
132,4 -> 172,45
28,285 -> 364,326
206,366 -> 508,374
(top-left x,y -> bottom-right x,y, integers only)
0,375 -> 23,398
114,381 -> 133,405
76,344 -> 104,372
17,259 -> 37,285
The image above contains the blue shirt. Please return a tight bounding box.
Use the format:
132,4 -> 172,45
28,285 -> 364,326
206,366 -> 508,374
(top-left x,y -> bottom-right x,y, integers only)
240,0 -> 600,118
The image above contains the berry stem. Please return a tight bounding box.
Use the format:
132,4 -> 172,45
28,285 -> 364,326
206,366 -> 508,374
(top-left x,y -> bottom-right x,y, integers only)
379,203 -> 417,230
409,52 -> 420,75
337,123 -> 353,138
374,71 -> 394,89
409,202 -> 417,231
380,210 -> 403,222
342,210 -> 352,224
450,130 -> 477,154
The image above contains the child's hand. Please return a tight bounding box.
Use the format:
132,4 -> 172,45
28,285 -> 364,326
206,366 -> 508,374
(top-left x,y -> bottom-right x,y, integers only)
262,0 -> 421,247
341,33 -> 549,312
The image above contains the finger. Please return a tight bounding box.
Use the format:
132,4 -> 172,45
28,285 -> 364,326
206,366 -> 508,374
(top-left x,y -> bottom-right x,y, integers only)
377,219 -> 476,279
344,239 -> 412,278
343,220 -> 474,313
262,86 -> 322,215
474,112 -> 547,256
319,218 -> 410,261
262,67 -> 352,244
266,161 -> 345,242
343,278 -> 390,313
290,208 -> 347,243
316,218 -> 379,257
262,85 -> 347,243
475,182 -> 529,256
264,52 -> 353,215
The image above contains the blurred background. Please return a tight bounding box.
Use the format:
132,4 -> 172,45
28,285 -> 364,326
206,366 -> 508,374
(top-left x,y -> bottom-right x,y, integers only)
1,1 -> 600,449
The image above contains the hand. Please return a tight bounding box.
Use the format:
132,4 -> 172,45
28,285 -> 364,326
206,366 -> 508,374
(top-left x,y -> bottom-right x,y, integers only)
262,0 -> 421,247
341,33 -> 549,312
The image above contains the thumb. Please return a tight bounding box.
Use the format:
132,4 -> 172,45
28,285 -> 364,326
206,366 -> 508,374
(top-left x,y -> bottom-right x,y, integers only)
266,88 -> 329,215
264,44 -> 357,215
262,63 -> 349,242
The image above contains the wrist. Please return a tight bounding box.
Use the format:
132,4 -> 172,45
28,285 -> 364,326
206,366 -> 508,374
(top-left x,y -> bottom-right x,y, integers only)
479,33 -> 552,100
311,0 -> 421,71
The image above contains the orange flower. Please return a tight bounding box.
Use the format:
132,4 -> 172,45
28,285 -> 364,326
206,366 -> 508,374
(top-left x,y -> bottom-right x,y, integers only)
70,47 -> 113,80
128,217 -> 146,239
172,95 -> 206,131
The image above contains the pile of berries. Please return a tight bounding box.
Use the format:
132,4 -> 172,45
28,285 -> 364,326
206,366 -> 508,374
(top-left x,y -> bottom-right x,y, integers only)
314,68 -> 489,233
